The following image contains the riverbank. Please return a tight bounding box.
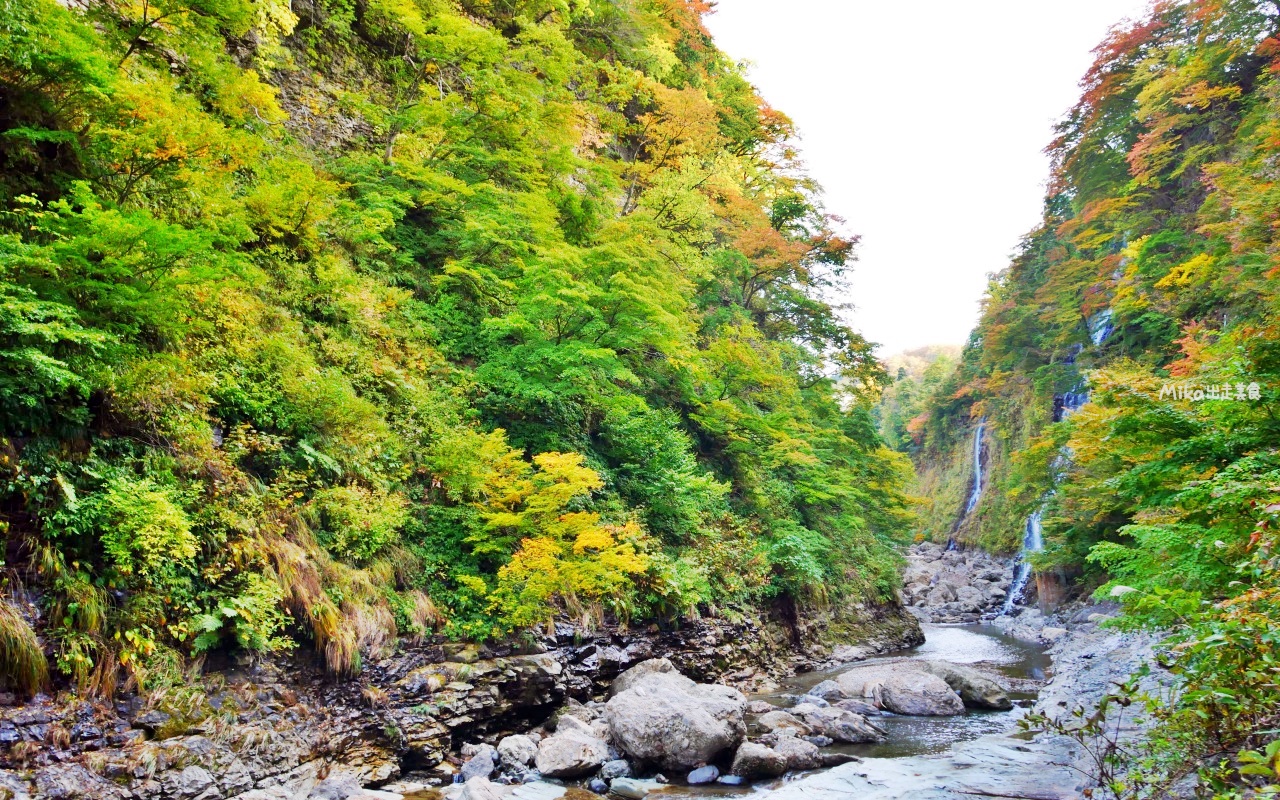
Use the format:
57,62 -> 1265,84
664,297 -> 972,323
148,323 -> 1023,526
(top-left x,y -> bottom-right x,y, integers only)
0,601 -> 921,799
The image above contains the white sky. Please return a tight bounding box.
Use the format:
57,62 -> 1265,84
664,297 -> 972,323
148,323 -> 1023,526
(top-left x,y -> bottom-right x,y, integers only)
704,0 -> 1152,355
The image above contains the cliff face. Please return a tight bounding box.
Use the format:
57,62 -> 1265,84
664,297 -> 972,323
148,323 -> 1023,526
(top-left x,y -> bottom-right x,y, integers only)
0,603 -> 920,799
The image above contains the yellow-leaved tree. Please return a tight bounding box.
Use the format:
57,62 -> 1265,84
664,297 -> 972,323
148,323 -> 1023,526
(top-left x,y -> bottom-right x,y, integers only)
476,451 -> 650,630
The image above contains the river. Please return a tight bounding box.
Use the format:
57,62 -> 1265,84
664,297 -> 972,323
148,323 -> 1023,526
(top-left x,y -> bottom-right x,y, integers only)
646,623 -> 1050,798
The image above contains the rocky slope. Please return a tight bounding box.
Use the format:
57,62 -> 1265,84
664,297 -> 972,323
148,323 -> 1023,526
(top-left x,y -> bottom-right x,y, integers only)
900,542 -> 1017,623
0,603 -> 920,799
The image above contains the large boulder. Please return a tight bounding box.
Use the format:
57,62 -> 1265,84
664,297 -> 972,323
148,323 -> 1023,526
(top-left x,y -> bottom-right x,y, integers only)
834,662 -> 964,716
497,735 -> 538,768
880,672 -> 964,716
789,703 -> 884,743
730,742 -> 788,778
534,716 -> 609,778
604,662 -> 746,771
609,658 -> 676,697
919,661 -> 1012,711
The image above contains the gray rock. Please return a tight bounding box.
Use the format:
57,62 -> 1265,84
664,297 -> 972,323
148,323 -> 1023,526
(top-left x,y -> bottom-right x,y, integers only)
686,766 -> 720,785
835,663 -> 964,716
588,778 -> 609,794
603,669 -> 746,771
820,752 -> 859,767
552,698 -> 599,728
919,661 -> 1012,711
462,746 -> 499,781
746,700 -> 775,714
789,703 -> 884,742
880,672 -> 964,716
459,777 -> 504,800
756,709 -> 812,735
534,716 -> 609,778
498,735 -> 539,768
766,731 -> 820,771
717,775 -> 746,786
0,771 -> 30,800
730,741 -> 788,778
804,680 -> 844,701
309,774 -> 365,800
609,658 -> 676,697
599,760 -> 632,780
608,778 -> 648,799
834,698 -> 882,716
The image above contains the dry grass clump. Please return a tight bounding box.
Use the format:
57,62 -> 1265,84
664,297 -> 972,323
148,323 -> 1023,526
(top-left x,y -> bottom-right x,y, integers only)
0,599 -> 48,697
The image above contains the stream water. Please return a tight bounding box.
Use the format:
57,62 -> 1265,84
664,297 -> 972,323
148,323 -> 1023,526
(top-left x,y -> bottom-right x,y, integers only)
648,623 -> 1050,798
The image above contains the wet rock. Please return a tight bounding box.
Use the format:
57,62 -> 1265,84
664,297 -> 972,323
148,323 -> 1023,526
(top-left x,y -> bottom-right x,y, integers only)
835,664 -> 964,716
730,742 -> 788,778
603,663 -> 746,771
534,716 -> 609,778
819,752 -> 859,767
803,735 -> 833,747
717,775 -> 745,786
686,766 -> 720,785
789,703 -> 884,742
588,778 -> 609,794
498,735 -> 538,768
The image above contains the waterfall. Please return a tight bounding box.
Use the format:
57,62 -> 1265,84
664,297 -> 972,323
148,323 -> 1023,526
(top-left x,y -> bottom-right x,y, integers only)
1000,510 -> 1044,615
1088,308 -> 1114,347
947,418 -> 986,551
963,418 -> 986,516
1000,307 -> 1114,614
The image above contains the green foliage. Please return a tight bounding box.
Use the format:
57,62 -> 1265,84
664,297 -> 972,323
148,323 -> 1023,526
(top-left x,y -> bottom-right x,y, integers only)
0,0 -> 910,694
96,476 -> 195,578
911,0 -> 1280,792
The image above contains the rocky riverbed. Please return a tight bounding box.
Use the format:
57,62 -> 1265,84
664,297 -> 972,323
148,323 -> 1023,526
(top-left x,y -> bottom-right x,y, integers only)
0,602 -> 921,799
0,543 -> 1168,800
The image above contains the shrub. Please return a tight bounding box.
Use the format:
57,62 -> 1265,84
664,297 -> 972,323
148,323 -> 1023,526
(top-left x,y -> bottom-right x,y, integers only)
98,476 -> 197,582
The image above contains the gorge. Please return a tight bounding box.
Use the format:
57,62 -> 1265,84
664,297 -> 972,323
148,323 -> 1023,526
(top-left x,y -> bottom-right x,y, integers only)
1,0 -> 1280,798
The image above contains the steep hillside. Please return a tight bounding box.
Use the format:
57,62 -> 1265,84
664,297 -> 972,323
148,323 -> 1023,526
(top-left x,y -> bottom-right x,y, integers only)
0,0 -> 913,697
913,0 -> 1280,791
